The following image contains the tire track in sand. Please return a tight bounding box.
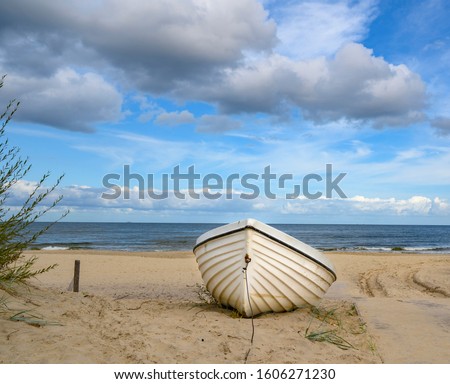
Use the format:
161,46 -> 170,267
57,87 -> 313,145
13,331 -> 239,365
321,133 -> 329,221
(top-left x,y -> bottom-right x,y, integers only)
358,263 -> 449,298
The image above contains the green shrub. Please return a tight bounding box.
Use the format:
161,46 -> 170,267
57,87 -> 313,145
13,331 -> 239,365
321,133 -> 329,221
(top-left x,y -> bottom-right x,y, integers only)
0,75 -> 68,290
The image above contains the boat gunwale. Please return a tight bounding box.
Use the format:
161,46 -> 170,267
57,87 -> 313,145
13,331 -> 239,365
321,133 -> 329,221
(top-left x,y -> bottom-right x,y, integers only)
193,224 -> 337,280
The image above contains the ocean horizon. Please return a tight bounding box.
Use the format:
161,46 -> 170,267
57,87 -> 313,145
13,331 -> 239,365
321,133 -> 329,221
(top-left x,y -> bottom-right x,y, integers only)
28,222 -> 450,254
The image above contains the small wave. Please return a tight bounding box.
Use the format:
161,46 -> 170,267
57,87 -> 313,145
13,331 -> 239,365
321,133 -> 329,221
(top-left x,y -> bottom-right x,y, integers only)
358,247 -> 393,252
342,246 -> 450,254
29,241 -> 95,250
403,246 -> 450,253
403,246 -> 431,252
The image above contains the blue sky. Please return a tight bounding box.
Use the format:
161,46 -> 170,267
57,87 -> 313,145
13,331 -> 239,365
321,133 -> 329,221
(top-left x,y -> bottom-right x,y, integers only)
1,0 -> 449,224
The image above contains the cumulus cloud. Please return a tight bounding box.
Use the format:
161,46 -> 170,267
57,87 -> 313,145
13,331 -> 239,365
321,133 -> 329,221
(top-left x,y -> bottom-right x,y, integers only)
0,0 -> 276,90
431,117 -> 450,136
0,0 -> 277,131
1,69 -> 123,132
209,43 -> 426,127
155,110 -> 195,126
348,195 -> 432,215
32,183 -> 257,214
7,177 -> 450,218
84,0 -> 276,91
431,197 -> 450,214
0,0 -> 427,130
282,195 -> 449,216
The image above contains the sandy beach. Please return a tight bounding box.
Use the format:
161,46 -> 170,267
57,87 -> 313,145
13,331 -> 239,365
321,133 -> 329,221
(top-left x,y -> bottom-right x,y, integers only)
0,250 -> 449,364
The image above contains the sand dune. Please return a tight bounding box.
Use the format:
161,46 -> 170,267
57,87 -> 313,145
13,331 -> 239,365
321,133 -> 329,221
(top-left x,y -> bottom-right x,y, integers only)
0,250 -> 448,364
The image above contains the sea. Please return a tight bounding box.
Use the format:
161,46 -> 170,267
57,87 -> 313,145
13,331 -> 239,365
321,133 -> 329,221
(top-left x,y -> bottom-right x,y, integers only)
28,222 -> 450,254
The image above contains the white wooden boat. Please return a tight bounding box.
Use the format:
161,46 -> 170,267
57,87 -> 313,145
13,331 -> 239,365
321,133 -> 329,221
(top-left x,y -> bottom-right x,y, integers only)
193,219 -> 337,317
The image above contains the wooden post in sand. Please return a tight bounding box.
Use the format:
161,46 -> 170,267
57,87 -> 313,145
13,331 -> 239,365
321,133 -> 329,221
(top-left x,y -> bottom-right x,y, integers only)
73,260 -> 80,292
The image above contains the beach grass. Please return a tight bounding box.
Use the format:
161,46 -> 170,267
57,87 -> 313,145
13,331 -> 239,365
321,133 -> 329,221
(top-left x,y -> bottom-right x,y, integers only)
9,309 -> 63,327
304,303 -> 358,350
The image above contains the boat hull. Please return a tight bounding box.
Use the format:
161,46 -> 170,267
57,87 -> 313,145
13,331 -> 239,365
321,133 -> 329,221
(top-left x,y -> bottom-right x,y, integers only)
194,219 -> 337,317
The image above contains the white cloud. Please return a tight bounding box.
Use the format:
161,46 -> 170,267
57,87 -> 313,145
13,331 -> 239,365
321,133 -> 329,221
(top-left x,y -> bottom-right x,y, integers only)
282,195 -> 449,216
133,96 -> 165,123
6,180 -> 40,200
274,0 -> 378,59
431,197 -> 450,214
0,0 -> 427,129
0,0 -> 277,91
1,69 -> 123,132
348,195 -> 432,215
6,177 -> 449,221
209,43 -> 426,127
394,148 -> 425,161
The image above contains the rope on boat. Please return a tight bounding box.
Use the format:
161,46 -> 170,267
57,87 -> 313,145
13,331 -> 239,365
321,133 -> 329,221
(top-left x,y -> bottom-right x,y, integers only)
243,254 -> 254,363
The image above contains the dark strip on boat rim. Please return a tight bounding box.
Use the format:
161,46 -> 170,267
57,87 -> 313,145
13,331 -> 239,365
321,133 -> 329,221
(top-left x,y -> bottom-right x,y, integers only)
193,225 -> 337,280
